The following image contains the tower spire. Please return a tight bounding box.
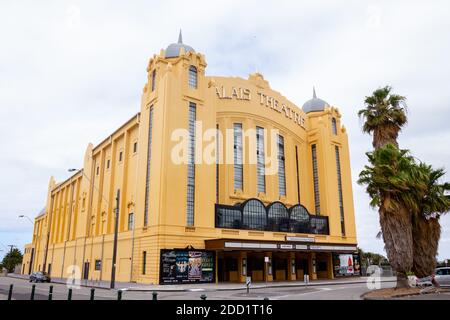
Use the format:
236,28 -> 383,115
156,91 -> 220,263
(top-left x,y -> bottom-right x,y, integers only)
178,29 -> 183,44
313,86 -> 317,99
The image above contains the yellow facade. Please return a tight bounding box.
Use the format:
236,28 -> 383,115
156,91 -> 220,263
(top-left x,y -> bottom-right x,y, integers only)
23,35 -> 358,284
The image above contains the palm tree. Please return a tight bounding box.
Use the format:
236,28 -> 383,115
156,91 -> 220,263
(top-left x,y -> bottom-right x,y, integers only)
358,86 -> 407,150
358,144 -> 417,288
358,86 -> 410,288
410,164 -> 450,278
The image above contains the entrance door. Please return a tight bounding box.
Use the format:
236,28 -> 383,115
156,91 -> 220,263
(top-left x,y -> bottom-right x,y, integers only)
273,257 -> 287,281
247,255 -> 264,281
218,258 -> 224,282
296,258 -> 309,279
83,262 -> 90,280
224,257 -> 238,282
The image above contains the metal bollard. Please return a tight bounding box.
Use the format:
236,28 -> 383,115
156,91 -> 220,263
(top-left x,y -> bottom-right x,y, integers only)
8,284 -> 13,300
90,288 -> 95,300
48,285 -> 53,300
30,284 -> 36,300
200,294 -> 207,300
68,288 -> 73,300
117,290 -> 122,300
152,291 -> 158,300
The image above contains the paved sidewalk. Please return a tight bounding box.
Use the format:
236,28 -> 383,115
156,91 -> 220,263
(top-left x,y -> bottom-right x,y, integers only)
6,273 -> 397,292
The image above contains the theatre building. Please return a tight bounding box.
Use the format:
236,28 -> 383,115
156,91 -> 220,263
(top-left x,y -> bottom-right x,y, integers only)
22,33 -> 358,284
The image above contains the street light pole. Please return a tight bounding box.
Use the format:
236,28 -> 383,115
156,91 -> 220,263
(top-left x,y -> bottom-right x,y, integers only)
18,215 -> 33,224
68,169 -> 110,205
110,189 -> 120,289
66,168 -> 119,287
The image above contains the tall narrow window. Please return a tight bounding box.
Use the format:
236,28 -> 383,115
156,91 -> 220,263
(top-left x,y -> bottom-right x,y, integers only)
142,251 -> 147,275
151,70 -> 156,92
216,124 -> 220,203
128,212 -> 134,230
256,127 -> 266,193
311,144 -> 320,215
188,66 -> 198,89
277,135 -> 286,197
186,102 -> 196,226
233,123 -> 243,191
295,146 -> 301,203
143,107 -> 154,226
335,146 -> 345,236
332,118 -> 337,135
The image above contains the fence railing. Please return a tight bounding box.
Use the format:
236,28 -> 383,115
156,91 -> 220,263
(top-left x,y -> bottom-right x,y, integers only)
5,284 -> 271,300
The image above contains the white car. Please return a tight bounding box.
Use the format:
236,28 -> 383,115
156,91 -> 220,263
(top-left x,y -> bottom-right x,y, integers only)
434,267 -> 450,287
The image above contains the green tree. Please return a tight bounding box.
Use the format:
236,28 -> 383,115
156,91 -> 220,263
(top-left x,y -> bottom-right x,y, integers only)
357,247 -> 389,267
1,248 -> 23,273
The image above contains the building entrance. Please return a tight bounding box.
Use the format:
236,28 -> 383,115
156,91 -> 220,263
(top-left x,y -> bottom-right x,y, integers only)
215,248 -> 335,283
218,254 -> 239,282
272,253 -> 288,281
247,253 -> 265,282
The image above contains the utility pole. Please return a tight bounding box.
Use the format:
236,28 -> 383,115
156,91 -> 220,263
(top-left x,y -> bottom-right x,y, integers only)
110,189 -> 120,289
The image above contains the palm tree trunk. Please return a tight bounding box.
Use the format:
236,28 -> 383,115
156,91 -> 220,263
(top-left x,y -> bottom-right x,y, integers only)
373,130 -> 399,150
412,216 -> 441,278
379,204 -> 413,288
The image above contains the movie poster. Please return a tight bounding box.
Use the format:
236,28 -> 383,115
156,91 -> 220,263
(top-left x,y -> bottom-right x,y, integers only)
188,251 -> 202,280
201,252 -> 214,282
353,254 -> 361,276
176,251 -> 189,281
333,253 -> 360,276
340,254 -> 354,275
160,249 -> 215,284
161,250 -> 177,281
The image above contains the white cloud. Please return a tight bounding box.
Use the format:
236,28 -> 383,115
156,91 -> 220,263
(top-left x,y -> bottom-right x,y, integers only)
1,0 -> 449,261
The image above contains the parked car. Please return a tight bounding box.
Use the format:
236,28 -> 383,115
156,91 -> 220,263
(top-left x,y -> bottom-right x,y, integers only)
29,271 -> 51,283
434,267 -> 450,287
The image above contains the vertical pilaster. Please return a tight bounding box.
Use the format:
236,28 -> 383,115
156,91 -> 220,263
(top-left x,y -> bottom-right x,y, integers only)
327,252 -> 334,279
309,252 -> 317,280
264,252 -> 273,282
288,252 -> 296,281
238,251 -> 247,283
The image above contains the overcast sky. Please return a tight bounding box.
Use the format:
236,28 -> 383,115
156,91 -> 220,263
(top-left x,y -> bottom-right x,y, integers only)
1,0 -> 449,262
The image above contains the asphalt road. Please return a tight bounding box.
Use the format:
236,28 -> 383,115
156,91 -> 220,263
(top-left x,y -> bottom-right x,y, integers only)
1,276 -> 449,300
0,276 -> 390,300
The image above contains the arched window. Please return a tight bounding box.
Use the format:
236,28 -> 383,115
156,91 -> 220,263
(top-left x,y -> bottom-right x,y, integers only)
267,202 -> 289,232
151,69 -> 156,92
289,205 -> 310,233
242,199 -> 266,231
332,118 -> 337,135
188,66 -> 197,89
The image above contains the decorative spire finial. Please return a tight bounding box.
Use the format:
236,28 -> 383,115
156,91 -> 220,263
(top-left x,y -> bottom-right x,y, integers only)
178,29 -> 183,44
313,86 -> 317,99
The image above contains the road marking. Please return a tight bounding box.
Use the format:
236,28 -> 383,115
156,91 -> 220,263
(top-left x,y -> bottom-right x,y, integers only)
271,288 -> 325,300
